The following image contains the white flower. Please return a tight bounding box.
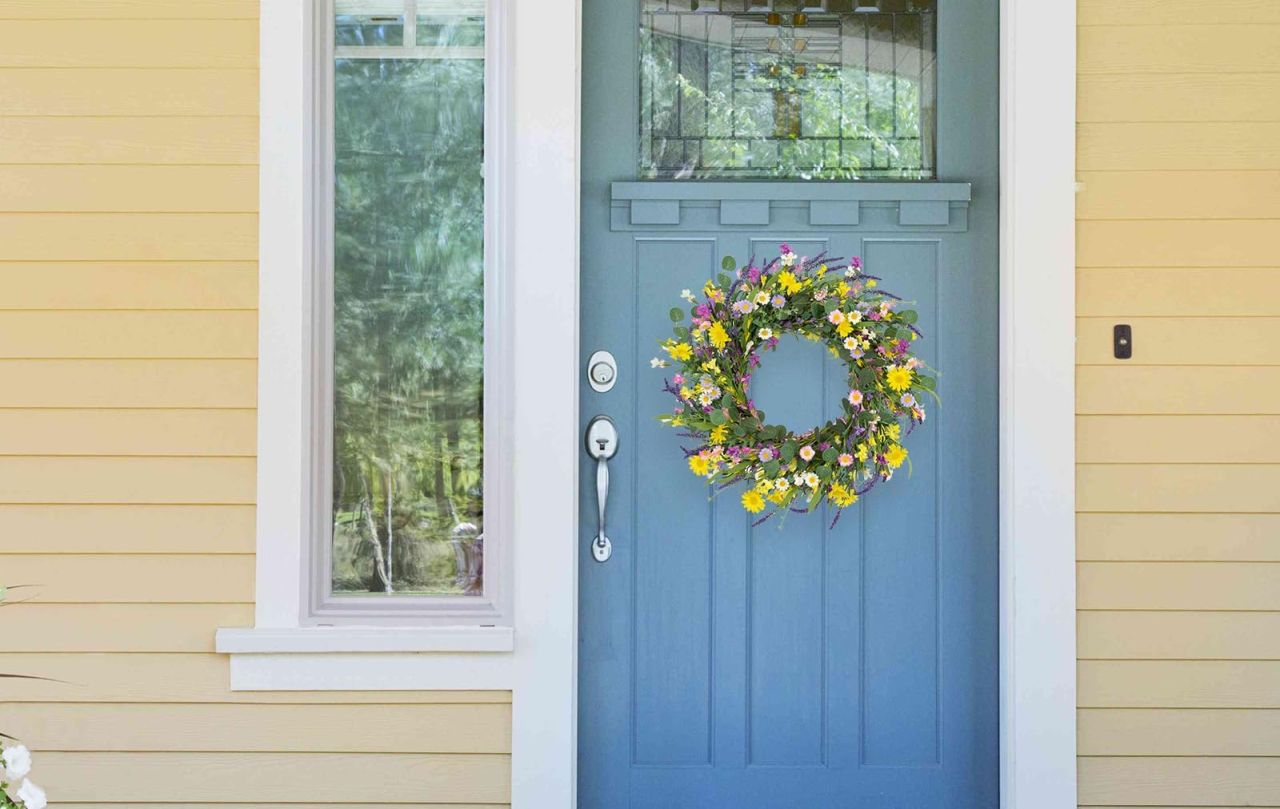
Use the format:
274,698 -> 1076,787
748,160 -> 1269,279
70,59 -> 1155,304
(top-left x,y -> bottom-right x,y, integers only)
798,445 -> 816,461
16,779 -> 45,809
754,291 -> 770,306
680,289 -> 696,303
3,746 -> 31,780
758,327 -> 773,341
803,471 -> 820,488
650,357 -> 668,368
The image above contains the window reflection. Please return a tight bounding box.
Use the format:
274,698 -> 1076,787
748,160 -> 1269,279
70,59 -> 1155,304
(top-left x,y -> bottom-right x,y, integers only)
331,2 -> 486,597
640,0 -> 937,179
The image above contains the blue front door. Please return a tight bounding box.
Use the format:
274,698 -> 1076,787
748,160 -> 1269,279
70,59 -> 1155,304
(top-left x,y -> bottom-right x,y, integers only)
579,3 -> 998,807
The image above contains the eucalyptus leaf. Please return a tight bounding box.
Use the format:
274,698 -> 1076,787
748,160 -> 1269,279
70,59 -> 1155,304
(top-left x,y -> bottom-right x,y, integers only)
721,255 -> 737,272
669,307 -> 684,322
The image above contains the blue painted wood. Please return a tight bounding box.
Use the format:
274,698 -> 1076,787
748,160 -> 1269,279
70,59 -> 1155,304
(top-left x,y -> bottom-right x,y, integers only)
612,181 -> 972,202
809,200 -> 860,226
899,199 -> 953,226
630,199 -> 681,225
720,199 -> 770,226
580,3 -> 999,806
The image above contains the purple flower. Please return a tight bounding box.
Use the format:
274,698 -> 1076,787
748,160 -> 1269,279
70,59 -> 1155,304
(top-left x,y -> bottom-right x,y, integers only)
747,267 -> 762,284
695,304 -> 712,319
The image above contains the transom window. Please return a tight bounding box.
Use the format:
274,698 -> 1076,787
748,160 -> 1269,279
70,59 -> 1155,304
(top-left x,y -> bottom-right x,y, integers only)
313,0 -> 496,620
640,0 -> 937,180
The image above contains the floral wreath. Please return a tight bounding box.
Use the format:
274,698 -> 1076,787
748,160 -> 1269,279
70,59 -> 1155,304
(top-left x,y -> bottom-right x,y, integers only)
653,244 -> 935,524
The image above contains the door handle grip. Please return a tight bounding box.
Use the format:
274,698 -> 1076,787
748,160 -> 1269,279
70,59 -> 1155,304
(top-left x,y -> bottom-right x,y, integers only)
585,415 -> 618,563
595,454 -> 610,551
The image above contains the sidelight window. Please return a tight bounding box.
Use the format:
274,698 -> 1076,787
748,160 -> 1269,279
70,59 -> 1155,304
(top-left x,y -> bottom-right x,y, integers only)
311,0 -> 501,621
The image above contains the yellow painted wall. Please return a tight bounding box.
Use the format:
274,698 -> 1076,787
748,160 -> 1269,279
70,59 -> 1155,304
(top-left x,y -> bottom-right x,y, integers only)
0,2 -> 511,804
1077,0 -> 1280,805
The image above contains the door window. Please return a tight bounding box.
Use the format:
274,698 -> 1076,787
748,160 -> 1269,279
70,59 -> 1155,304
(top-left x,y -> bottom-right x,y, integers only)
640,0 -> 937,179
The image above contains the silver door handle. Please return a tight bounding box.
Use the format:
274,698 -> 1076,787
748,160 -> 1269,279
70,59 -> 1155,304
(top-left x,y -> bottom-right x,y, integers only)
585,415 -> 618,563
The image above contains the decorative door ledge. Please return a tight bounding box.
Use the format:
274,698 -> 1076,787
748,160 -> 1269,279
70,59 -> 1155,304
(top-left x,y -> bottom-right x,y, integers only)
611,181 -> 972,232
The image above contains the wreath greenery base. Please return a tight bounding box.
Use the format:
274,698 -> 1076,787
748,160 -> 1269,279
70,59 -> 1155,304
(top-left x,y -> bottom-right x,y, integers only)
653,244 -> 935,524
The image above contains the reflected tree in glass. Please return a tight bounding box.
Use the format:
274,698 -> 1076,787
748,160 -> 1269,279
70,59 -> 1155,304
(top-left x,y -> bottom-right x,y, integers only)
331,17 -> 485,596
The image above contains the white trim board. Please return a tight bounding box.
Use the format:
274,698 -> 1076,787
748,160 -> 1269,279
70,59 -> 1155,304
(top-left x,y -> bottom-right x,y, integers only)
239,0 -> 1075,807
999,0 -> 1078,807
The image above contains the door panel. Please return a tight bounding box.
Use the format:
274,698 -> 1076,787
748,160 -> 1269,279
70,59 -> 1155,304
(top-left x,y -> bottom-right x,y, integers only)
581,4 -> 998,807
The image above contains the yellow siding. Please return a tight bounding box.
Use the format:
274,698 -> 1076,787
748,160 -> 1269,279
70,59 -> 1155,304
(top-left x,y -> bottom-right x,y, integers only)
1077,2 -> 1280,806
0,3 -> 511,806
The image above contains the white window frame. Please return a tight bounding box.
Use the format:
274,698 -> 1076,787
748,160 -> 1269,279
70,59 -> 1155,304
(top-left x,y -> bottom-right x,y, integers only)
304,0 -> 512,625
225,0 -> 1076,806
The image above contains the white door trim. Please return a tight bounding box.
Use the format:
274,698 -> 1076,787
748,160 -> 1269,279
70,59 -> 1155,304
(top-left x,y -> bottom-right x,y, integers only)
998,0 -> 1078,806
251,0 -> 1075,806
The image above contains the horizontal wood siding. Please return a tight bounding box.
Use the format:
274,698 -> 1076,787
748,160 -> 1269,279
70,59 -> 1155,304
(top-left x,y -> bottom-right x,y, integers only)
1077,2 -> 1280,805
0,4 -> 511,806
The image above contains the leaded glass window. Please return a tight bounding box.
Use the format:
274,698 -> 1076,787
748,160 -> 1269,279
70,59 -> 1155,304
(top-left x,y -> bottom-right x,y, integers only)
640,0 -> 937,179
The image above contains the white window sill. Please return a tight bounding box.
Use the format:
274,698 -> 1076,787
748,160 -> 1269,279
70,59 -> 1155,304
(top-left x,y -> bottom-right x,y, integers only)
215,626 -> 516,690
216,625 -> 514,654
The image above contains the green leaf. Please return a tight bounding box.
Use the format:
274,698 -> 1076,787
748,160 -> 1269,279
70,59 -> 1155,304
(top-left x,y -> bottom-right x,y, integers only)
780,442 -> 797,462
721,255 -> 737,272
898,309 -> 919,324
668,307 -> 685,322
717,272 -> 732,288
709,410 -> 727,425
674,326 -> 689,339
806,486 -> 824,510
822,447 -> 838,463
916,375 -> 937,391
763,459 -> 780,478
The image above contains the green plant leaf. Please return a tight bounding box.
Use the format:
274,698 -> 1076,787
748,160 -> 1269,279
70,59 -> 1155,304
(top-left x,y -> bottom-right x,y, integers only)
668,307 -> 684,322
721,255 -> 737,272
709,410 -> 727,425
780,442 -> 797,462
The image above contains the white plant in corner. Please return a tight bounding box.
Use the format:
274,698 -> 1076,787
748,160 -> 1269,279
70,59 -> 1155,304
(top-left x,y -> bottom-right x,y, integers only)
1,746 -> 46,809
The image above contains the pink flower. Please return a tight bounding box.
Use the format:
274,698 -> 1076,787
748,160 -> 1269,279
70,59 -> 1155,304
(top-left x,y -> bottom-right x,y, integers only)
672,374 -> 684,385
847,389 -> 864,407
838,453 -> 854,467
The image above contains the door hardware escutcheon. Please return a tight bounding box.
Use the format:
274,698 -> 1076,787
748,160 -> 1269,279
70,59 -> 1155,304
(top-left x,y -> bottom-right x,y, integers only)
587,350 -> 618,393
